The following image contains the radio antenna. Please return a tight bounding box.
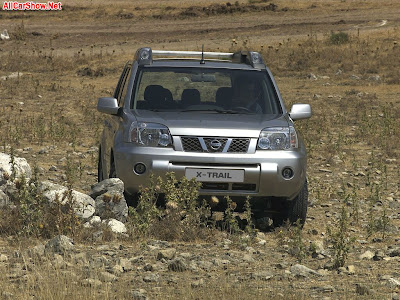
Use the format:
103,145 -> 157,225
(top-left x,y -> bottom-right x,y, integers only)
200,44 -> 205,64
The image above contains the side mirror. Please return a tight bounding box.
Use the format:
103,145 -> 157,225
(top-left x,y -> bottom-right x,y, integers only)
97,97 -> 119,115
289,104 -> 312,121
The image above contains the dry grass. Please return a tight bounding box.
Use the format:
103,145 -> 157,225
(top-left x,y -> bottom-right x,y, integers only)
0,0 -> 399,298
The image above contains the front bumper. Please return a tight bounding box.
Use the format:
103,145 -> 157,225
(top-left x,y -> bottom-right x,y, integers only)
114,140 -> 306,200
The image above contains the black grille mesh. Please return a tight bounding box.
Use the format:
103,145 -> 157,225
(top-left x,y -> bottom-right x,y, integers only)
181,137 -> 202,152
227,138 -> 250,153
181,137 -> 250,153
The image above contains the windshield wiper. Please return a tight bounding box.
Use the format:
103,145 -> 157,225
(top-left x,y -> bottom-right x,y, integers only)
181,109 -> 240,114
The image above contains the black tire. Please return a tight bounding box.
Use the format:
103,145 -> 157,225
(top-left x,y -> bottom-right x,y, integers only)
272,180 -> 308,228
97,146 -> 104,183
286,180 -> 308,227
109,157 -> 117,178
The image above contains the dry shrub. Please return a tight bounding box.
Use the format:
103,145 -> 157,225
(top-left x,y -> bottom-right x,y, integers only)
0,167 -> 84,239
128,172 -> 216,241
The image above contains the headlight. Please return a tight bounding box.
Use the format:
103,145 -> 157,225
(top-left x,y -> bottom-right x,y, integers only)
257,126 -> 298,150
128,122 -> 172,147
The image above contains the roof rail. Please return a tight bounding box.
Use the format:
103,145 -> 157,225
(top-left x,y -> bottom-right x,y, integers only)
152,50 -> 234,60
135,47 -> 265,69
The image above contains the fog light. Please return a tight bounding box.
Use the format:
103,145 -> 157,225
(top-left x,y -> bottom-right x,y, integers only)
282,167 -> 294,179
134,163 -> 146,174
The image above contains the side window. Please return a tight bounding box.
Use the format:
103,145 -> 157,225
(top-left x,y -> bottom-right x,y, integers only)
114,67 -> 128,100
118,67 -> 131,107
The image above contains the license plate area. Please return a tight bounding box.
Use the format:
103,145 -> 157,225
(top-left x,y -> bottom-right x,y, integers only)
185,168 -> 244,182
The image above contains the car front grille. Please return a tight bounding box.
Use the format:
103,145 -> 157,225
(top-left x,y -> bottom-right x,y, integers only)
181,137 -> 250,153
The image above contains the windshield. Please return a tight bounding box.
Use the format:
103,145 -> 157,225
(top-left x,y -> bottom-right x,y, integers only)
132,67 -> 282,114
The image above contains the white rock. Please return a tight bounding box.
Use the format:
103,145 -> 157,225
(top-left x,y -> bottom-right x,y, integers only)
83,216 -> 101,228
0,254 -> 8,262
89,216 -> 101,225
0,152 -> 32,182
368,75 -> 381,81
1,72 -> 23,80
94,190 -> 128,222
387,278 -> 400,288
359,250 -> 375,260
90,178 -> 124,198
157,248 -> 176,260
45,235 -> 74,254
257,239 -> 267,246
39,181 -> 95,219
313,240 -> 325,252
0,29 -> 10,40
104,219 -> 127,234
290,264 -> 323,277
0,190 -> 9,208
98,271 -> 117,283
91,178 -> 128,222
308,73 -> 317,80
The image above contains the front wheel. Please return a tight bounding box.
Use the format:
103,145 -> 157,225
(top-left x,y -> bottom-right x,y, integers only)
109,159 -> 117,178
97,146 -> 104,182
273,180 -> 308,228
277,180 -> 308,227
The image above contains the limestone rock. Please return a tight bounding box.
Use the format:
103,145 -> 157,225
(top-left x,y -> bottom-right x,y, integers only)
131,289 -> 147,300
0,190 -> 8,208
0,254 -> 8,262
90,178 -> 124,198
104,219 -> 127,234
143,273 -> 159,283
45,235 -> 74,255
91,178 -> 128,222
0,152 -> 32,183
250,271 -> 273,281
39,181 -> 95,219
118,258 -> 134,272
168,257 -> 187,272
388,247 -> 400,257
98,271 -> 117,283
386,278 -> 400,288
359,250 -> 375,260
290,264 -> 323,277
157,248 -> 177,261
191,278 -> 204,288
94,190 -> 128,222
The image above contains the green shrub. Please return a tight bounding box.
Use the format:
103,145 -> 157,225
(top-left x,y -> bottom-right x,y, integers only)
329,31 -> 349,45
0,166 -> 81,238
326,205 -> 355,268
128,172 -> 212,241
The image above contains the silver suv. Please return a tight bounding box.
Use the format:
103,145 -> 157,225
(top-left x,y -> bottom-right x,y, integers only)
97,48 -> 312,225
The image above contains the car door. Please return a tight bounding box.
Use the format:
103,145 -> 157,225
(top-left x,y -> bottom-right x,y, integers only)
101,63 -> 131,178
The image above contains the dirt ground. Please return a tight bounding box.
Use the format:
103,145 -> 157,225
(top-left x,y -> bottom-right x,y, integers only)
0,0 -> 400,299
1,0 -> 399,55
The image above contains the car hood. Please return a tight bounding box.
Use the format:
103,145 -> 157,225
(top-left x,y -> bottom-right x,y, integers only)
133,110 -> 289,137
